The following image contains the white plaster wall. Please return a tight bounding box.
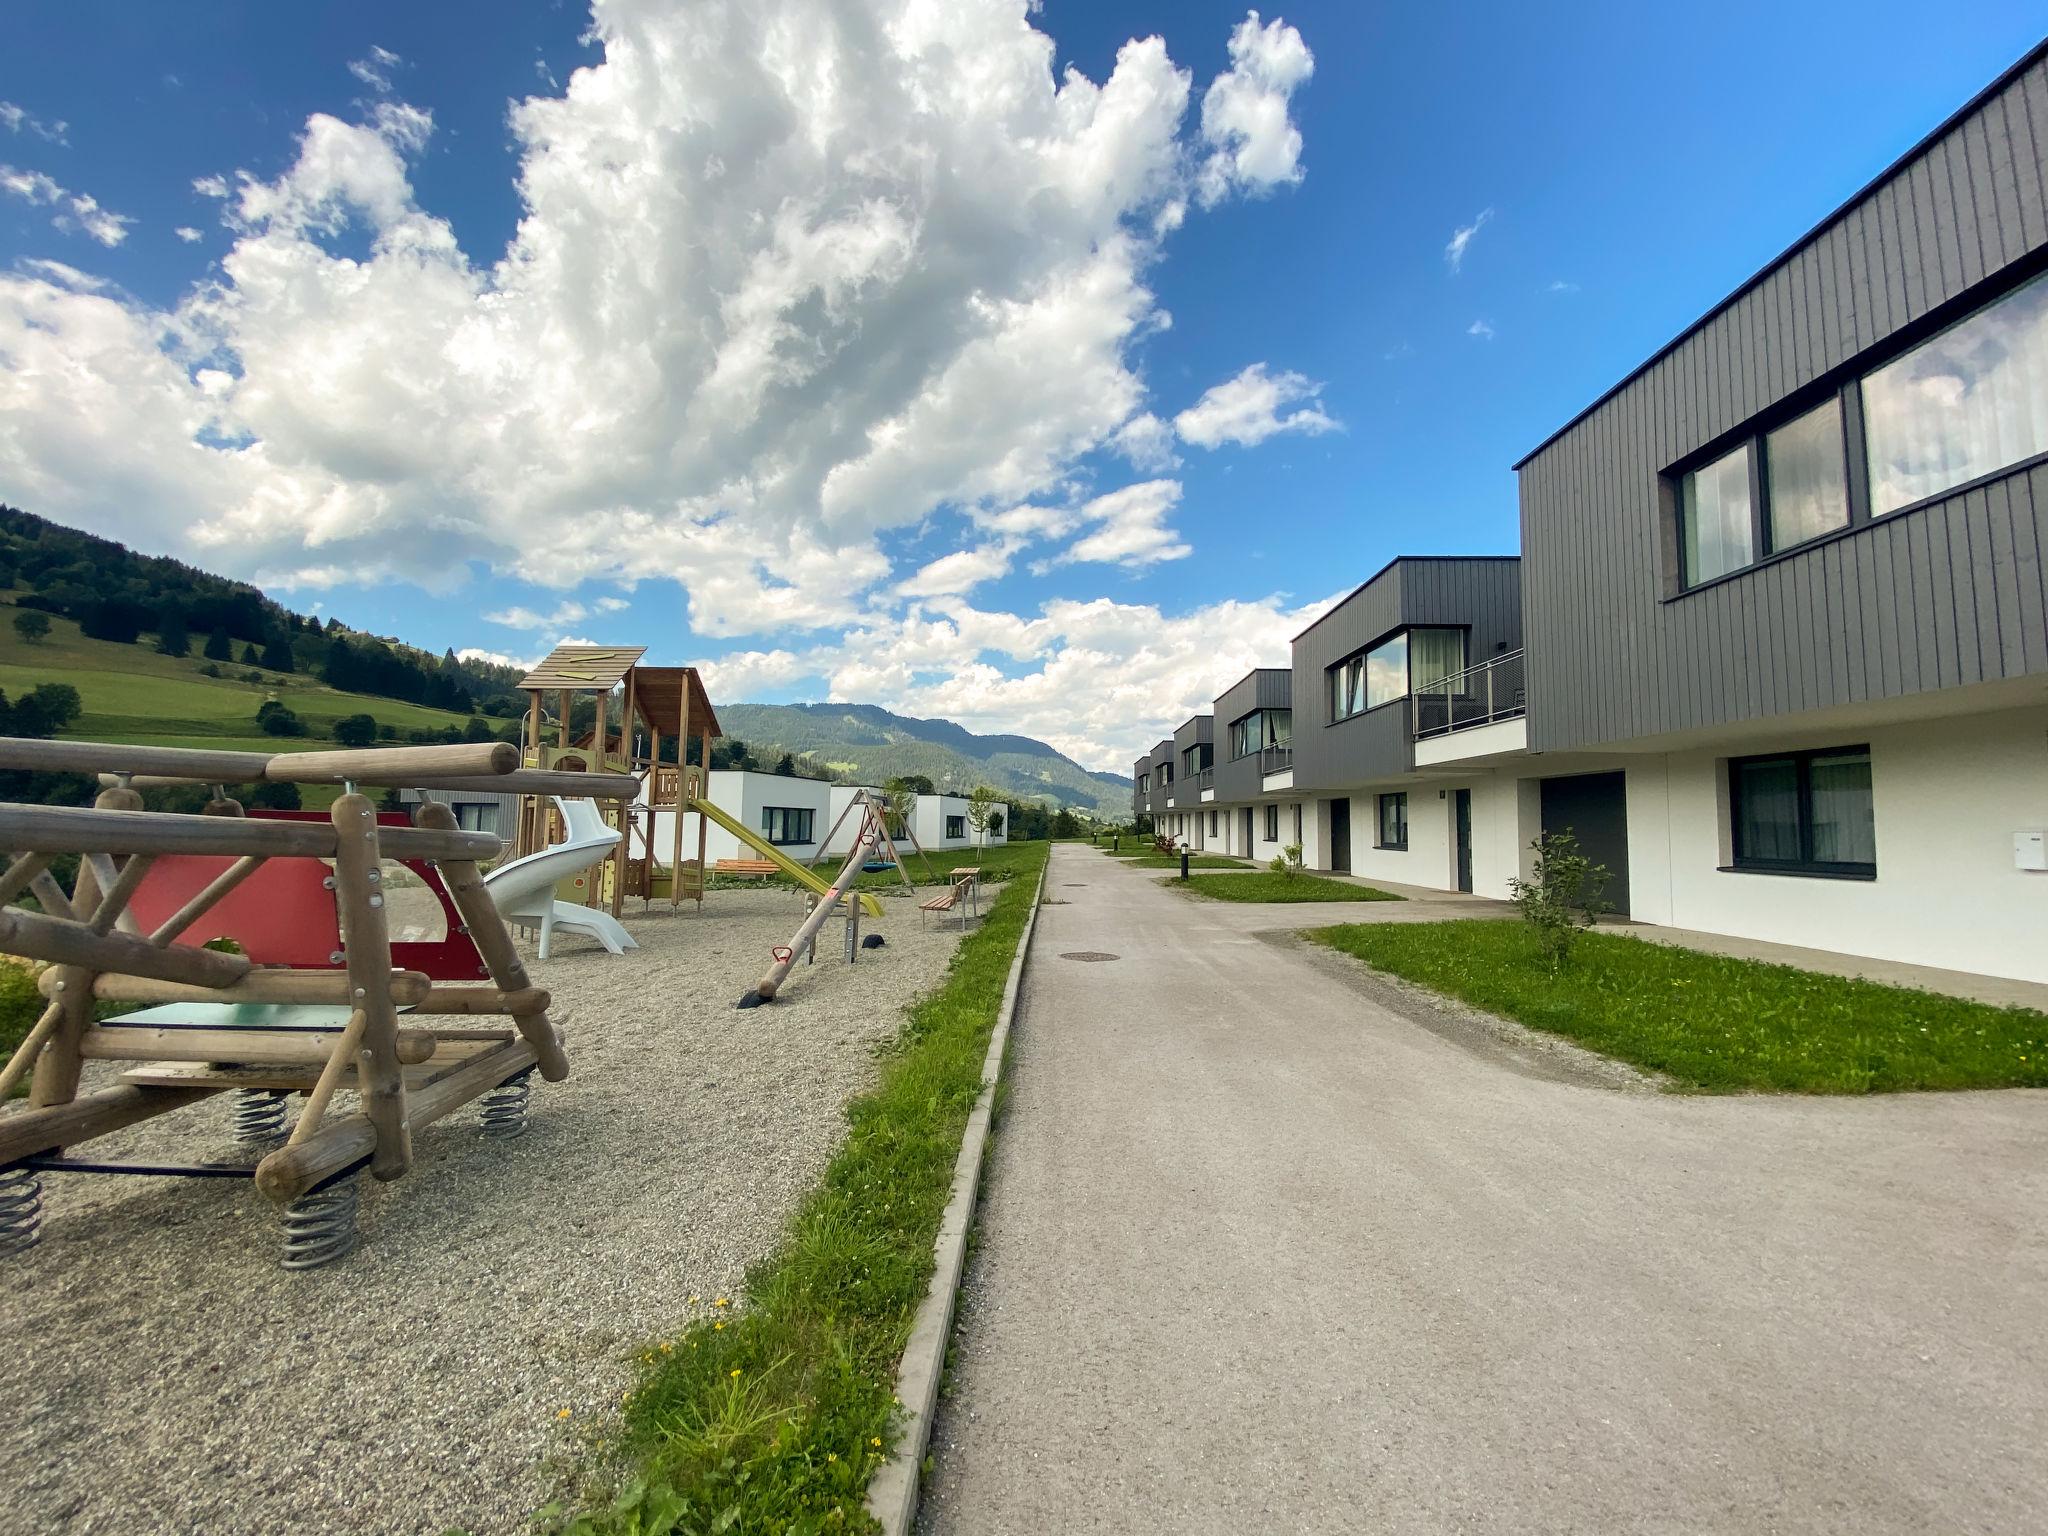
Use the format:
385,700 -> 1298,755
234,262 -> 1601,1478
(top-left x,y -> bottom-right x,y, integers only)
650,770 -> 831,866
1624,706 -> 2048,983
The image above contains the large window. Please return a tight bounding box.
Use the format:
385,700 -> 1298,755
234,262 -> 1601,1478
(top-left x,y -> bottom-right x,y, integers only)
1230,709 -> 1293,759
761,805 -> 815,845
1182,742 -> 1212,777
1864,268 -> 2048,516
1263,803 -> 1279,842
1728,745 -> 1874,877
1376,792 -> 1408,851
1329,629 -> 1466,721
945,814 -> 966,839
1673,267 -> 2048,591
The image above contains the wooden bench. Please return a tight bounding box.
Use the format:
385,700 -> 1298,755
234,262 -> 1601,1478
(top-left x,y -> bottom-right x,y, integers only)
919,874 -> 977,929
714,859 -> 780,879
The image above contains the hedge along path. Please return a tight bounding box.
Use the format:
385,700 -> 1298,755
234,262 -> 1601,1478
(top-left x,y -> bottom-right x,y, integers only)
549,842 -> 1050,1536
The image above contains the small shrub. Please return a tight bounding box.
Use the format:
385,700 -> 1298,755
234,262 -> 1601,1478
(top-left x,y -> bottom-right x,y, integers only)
1268,841 -> 1304,878
1506,829 -> 1611,970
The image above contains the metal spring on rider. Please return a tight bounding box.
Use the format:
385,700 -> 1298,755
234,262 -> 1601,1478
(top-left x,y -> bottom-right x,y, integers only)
0,1167 -> 43,1256
231,1089 -> 289,1143
278,1174 -> 360,1271
478,1068 -> 534,1139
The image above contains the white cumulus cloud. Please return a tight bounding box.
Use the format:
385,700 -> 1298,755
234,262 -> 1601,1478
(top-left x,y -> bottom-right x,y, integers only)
1173,362 -> 1336,449
0,164 -> 133,246
1195,11 -> 1314,208
1445,206 -> 1492,272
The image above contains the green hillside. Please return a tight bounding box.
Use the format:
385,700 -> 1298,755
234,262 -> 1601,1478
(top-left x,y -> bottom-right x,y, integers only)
716,701 -> 1128,818
0,598 -> 496,801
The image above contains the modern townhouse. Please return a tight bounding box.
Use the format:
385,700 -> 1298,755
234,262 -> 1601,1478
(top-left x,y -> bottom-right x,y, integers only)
1138,42 -> 2048,984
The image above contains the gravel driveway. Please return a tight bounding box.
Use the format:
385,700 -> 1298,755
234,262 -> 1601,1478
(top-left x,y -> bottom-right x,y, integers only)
0,887 -> 962,1536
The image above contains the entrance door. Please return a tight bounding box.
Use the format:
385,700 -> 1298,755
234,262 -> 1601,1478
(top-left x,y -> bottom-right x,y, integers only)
1538,771 -> 1630,916
1454,788 -> 1473,893
1327,798 -> 1351,873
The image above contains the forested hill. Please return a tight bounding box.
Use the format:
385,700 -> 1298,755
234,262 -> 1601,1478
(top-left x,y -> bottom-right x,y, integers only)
716,701 -> 1129,818
0,505 -> 527,717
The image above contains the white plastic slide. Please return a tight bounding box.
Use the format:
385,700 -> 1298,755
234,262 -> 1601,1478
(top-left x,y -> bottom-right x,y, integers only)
483,796 -> 638,960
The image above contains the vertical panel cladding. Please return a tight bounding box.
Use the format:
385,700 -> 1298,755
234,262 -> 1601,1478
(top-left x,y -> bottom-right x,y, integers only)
1518,46 -> 2048,752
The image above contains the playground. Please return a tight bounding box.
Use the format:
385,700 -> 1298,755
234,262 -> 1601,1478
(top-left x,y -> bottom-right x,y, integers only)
2,888 -> 968,1534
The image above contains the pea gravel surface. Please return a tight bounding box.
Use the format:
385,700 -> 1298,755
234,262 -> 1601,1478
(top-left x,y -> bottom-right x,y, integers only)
0,887 -> 964,1536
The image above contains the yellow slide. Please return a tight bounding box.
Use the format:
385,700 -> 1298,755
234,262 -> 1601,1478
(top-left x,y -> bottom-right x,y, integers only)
692,797 -> 884,918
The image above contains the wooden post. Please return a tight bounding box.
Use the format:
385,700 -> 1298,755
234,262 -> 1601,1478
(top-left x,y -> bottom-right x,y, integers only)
285,1009 -> 366,1149
412,801 -> 570,1081
329,792 -> 412,1182
695,733 -> 710,911
676,683 -> 691,915
30,781 -> 140,1109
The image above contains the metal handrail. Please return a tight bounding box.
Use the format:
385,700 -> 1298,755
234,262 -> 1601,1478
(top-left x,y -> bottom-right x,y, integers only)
1259,743 -> 1293,774
1410,648 -> 1527,739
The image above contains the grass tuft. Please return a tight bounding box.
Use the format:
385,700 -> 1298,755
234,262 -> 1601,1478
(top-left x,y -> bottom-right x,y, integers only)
1170,872 -> 1402,903
545,841 -> 1048,1535
1309,919 -> 2048,1094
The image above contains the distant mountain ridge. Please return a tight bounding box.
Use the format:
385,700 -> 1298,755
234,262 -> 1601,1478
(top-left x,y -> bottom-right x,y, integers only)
716,701 -> 1127,818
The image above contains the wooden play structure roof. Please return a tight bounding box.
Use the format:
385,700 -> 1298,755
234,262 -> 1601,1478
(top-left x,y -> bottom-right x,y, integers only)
519,645 -> 647,693
632,666 -> 721,741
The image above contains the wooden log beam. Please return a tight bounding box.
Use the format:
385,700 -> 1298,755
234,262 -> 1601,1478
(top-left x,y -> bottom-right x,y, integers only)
407,985 -> 551,1016
87,854 -> 155,936
0,904 -> 251,988
330,792 -> 412,1182
0,851 -> 51,908
0,998 -> 63,1098
389,768 -> 638,799
264,741 -> 516,784
78,1024 -> 438,1066
0,737 -> 271,782
285,1009 -> 365,1148
253,1037 -> 538,1203
411,801 -> 569,1082
26,869 -> 73,921
146,855 -> 266,946
0,804 -> 501,862
41,967 -> 432,1006
0,1082 -> 219,1166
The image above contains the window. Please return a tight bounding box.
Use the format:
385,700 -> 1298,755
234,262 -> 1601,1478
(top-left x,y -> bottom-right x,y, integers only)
1230,709 -> 1293,758
1137,772 -> 1149,793
1672,267 -> 2048,592
1376,792 -> 1408,851
1680,443 -> 1755,585
1765,397 -> 1850,549
454,801 -> 496,834
945,814 -> 966,839
1728,745 -> 1874,877
1181,742 -> 1212,776
1263,804 -> 1279,842
1159,761 -> 1174,784
1864,268 -> 2048,516
761,805 -> 814,845
1329,629 -> 1465,721
1292,804 -> 1302,846
1208,810 -> 1218,837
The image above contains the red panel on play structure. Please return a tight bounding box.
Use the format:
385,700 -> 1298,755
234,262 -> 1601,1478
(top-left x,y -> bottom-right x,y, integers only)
122,810 -> 490,981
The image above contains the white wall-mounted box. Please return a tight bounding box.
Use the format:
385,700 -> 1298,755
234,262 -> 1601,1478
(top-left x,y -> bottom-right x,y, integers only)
2016,831 -> 2047,872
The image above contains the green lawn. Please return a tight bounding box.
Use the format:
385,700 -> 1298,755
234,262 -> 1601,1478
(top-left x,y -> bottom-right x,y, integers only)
0,601 -> 483,743
1120,854 -> 1246,870
768,838 -> 1046,895
1309,919 -> 2048,1094
1170,872 -> 1403,903
547,842 -> 1049,1534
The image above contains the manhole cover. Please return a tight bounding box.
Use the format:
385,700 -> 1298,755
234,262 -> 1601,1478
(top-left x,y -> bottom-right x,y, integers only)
1059,951 -> 1120,962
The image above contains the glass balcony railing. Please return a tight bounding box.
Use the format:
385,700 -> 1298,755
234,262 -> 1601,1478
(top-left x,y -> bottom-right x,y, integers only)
1410,648 -> 1527,739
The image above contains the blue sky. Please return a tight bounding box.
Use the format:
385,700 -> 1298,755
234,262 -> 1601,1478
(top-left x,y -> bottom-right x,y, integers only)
1,2 -> 2042,768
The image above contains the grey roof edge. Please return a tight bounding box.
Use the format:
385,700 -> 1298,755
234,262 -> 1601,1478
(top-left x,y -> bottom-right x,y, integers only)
1289,553 -> 1522,643
1512,33 -> 2048,471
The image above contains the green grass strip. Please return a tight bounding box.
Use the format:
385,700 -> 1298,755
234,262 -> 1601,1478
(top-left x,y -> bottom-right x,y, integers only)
542,840 -> 1049,1536
1117,854 -> 1245,870
1308,919 -> 2048,1094
1171,872 -> 1402,903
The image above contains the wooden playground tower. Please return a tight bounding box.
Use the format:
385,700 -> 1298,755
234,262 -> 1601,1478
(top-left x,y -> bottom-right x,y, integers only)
513,645 -> 722,916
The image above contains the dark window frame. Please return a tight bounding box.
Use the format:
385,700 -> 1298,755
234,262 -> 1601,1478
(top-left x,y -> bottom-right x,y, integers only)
1375,791 -> 1408,851
761,805 -> 816,846
1725,743 -> 1876,879
1327,629 -> 1467,724
944,814 -> 967,839
1664,254 -> 2048,598
1263,803 -> 1279,842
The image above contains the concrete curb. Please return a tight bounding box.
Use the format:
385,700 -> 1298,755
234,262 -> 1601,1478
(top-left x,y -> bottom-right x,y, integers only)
863,853 -> 1047,1535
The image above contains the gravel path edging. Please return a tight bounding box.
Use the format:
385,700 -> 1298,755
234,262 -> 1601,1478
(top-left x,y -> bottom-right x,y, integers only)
863,854 -> 1047,1534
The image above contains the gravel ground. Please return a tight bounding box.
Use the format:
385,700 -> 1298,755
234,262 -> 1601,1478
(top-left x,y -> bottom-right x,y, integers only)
0,886 -> 964,1536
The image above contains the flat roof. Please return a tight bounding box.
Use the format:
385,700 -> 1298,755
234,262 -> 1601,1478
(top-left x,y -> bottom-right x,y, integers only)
1513,35 -> 2048,471
1289,554 -> 1521,643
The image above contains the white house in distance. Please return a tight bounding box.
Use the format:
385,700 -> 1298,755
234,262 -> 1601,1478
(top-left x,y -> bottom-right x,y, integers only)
817,786 -> 1011,856
645,769 -> 832,865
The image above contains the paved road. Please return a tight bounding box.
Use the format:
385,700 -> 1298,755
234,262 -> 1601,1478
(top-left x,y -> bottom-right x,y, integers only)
917,845 -> 2048,1534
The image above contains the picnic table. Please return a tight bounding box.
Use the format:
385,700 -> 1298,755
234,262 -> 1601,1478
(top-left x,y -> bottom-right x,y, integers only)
950,867 -> 981,919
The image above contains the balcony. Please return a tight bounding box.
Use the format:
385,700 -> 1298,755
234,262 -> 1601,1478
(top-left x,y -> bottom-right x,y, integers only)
1259,743 -> 1293,775
1411,648 -> 1526,739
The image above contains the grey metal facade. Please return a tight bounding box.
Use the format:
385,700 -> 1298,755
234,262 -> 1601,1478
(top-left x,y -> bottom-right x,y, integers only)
1146,737 -> 1173,817
1212,667 -> 1291,803
1290,557 -> 1524,790
1516,42 -> 2048,753
1130,751 -> 1152,820
1168,715 -> 1213,808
